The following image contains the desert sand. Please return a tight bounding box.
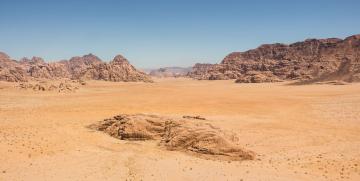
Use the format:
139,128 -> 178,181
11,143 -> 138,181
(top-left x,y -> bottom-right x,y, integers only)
1,78 -> 359,181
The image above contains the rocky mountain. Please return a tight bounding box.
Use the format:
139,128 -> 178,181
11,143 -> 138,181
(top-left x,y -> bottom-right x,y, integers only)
0,52 -> 28,82
78,55 -> 153,82
189,34 -> 360,83
64,54 -> 102,79
148,67 -> 192,78
0,52 -> 152,82
16,56 -> 71,79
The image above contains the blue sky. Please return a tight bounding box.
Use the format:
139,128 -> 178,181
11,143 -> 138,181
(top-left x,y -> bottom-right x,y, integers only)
0,0 -> 359,68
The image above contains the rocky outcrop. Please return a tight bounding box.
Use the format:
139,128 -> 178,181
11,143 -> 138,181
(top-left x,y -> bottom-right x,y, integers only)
0,52 -> 152,82
0,52 -> 28,82
17,81 -> 82,92
149,67 -> 192,78
235,71 -> 281,83
64,54 -> 102,79
78,55 -> 153,82
189,34 -> 360,83
91,114 -> 255,161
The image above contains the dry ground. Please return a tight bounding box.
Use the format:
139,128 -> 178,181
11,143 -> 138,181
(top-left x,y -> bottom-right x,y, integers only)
0,78 -> 359,181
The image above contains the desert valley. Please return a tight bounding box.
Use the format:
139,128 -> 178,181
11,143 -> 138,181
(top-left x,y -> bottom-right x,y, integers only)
1,34 -> 360,180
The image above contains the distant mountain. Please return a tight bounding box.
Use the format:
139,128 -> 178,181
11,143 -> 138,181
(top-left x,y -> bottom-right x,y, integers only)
148,67 -> 192,78
0,52 -> 27,82
0,52 -> 152,82
189,34 -> 360,83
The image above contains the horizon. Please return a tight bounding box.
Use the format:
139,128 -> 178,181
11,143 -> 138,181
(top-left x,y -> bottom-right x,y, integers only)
1,0 -> 359,69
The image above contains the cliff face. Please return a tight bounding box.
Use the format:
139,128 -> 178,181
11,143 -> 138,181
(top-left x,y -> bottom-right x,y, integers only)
189,34 -> 360,83
0,53 -> 152,82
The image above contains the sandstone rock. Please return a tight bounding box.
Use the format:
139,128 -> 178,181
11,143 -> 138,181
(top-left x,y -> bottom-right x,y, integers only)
0,52 -> 28,82
189,34 -> 360,83
19,57 -> 46,70
0,67 -> 28,82
18,81 -> 80,92
149,67 -> 192,78
28,62 -> 71,79
235,71 -> 281,83
0,52 -> 152,83
78,55 -> 153,82
91,114 -> 255,161
65,54 -> 102,79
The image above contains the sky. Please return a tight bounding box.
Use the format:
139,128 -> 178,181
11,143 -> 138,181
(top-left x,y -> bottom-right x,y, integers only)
0,0 -> 359,68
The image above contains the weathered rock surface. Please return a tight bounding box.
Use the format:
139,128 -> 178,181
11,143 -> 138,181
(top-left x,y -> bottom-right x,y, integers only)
17,80 -> 83,92
235,71 -> 281,83
148,67 -> 192,78
64,54 -> 102,79
78,55 -> 153,82
189,34 -> 360,83
0,52 -> 152,82
91,114 -> 255,161
0,52 -> 28,82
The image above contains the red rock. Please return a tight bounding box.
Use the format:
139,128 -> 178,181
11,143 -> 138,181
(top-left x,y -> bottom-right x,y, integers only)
189,34 -> 360,83
0,52 -> 28,82
0,52 -> 152,83
78,55 -> 153,82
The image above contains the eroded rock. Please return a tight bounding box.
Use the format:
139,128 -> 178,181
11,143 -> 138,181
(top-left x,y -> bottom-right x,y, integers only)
189,34 -> 360,84
91,114 -> 255,161
78,55 -> 153,82
149,67 -> 192,78
17,81 -> 82,92
0,52 -> 153,83
235,71 -> 281,83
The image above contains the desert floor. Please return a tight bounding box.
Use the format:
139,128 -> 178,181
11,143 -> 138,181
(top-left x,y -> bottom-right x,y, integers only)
0,78 -> 359,181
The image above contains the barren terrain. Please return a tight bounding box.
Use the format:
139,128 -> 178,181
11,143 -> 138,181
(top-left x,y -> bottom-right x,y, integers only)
1,78 -> 359,180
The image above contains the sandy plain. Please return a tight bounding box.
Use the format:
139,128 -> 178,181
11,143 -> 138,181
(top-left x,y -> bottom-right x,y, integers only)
0,78 -> 359,181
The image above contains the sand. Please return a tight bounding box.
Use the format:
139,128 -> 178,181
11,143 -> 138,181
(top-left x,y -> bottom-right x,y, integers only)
0,78 -> 359,180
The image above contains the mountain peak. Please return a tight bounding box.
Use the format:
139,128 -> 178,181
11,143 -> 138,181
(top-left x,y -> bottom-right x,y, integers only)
0,51 -> 10,60
112,54 -> 129,64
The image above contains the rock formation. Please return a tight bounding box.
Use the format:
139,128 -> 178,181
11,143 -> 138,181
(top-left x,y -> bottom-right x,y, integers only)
0,52 -> 28,82
64,54 -> 102,79
91,114 -> 255,161
235,71 -> 281,83
189,34 -> 360,83
0,52 -> 152,82
149,67 -> 192,78
77,55 -> 153,82
18,81 -> 82,92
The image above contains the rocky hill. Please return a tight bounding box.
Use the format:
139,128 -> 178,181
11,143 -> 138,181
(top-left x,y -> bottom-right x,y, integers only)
189,34 -> 360,83
148,67 -> 192,78
0,52 -> 28,82
0,52 -> 152,82
78,55 -> 153,82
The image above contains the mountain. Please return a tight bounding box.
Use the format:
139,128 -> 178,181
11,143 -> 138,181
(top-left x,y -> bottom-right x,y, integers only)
0,52 -> 152,82
148,67 -> 192,78
189,34 -> 360,83
0,52 -> 28,82
78,55 -> 153,82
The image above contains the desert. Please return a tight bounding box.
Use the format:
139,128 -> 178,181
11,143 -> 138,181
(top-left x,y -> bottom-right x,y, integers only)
1,1 -> 360,180
1,78 -> 360,180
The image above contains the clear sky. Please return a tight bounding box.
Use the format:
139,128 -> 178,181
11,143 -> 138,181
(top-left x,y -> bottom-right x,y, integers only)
0,0 -> 359,68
